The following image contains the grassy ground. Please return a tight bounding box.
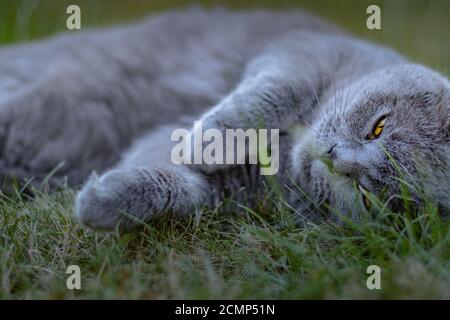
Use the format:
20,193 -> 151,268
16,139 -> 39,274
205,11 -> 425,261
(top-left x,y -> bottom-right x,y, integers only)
0,186 -> 448,299
0,0 -> 449,299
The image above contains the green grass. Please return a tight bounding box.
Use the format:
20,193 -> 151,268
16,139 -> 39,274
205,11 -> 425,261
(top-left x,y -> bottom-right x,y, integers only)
0,185 -> 448,299
0,0 -> 449,299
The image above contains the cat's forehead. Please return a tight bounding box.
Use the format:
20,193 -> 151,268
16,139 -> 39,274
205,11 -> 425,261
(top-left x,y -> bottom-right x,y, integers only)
319,64 -> 449,123
346,64 -> 449,107
316,64 -> 449,136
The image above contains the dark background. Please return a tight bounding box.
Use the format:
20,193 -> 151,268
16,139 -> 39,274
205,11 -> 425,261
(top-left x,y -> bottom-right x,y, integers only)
0,0 -> 449,74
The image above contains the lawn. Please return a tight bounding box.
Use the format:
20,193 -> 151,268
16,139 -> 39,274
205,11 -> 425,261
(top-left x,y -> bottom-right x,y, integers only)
0,0 -> 449,299
0,186 -> 449,299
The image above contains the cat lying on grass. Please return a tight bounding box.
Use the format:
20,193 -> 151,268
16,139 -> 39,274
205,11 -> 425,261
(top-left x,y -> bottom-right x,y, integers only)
0,8 -> 448,231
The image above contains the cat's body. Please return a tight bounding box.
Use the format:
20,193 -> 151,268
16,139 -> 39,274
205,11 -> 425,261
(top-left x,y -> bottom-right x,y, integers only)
1,8 -> 448,230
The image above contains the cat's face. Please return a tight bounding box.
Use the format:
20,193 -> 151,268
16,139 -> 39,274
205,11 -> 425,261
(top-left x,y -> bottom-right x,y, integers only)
291,65 -> 450,221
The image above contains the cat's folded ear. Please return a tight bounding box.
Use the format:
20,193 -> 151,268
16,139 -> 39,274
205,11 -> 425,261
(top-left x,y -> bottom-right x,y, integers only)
414,88 -> 450,137
438,101 -> 450,138
413,91 -> 442,107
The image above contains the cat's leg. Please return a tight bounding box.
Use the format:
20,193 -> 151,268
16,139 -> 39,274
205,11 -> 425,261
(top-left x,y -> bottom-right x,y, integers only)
75,125 -> 209,231
73,38 -> 324,231
188,33 -> 332,174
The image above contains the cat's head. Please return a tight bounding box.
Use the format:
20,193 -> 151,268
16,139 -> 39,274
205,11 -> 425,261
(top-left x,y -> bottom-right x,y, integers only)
291,64 -> 450,221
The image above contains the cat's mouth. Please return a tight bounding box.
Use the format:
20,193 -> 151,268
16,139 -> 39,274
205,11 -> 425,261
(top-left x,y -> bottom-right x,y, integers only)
293,136 -> 377,218
300,157 -> 373,215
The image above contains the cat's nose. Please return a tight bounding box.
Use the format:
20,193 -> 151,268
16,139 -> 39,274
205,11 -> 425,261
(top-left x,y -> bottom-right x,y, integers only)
327,144 -> 337,158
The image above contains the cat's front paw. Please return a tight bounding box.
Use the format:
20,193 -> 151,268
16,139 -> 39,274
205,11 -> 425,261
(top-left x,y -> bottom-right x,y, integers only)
75,166 -> 204,231
75,171 -> 123,231
75,169 -> 151,231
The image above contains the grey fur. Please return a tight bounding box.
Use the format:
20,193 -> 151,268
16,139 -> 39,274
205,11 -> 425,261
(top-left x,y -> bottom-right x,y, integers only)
0,8 -> 448,231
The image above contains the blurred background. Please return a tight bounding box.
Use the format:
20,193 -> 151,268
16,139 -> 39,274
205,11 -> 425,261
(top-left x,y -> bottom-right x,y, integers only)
0,0 -> 449,75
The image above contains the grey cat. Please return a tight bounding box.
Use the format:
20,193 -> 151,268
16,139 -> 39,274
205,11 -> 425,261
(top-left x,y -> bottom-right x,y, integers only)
0,8 -> 448,231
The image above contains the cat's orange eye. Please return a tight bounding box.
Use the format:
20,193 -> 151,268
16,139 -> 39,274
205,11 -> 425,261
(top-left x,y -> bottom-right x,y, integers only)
367,116 -> 387,140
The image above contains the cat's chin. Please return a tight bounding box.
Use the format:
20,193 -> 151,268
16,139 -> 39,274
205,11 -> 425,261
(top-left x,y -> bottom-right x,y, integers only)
293,157 -> 329,205
293,154 -> 365,221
